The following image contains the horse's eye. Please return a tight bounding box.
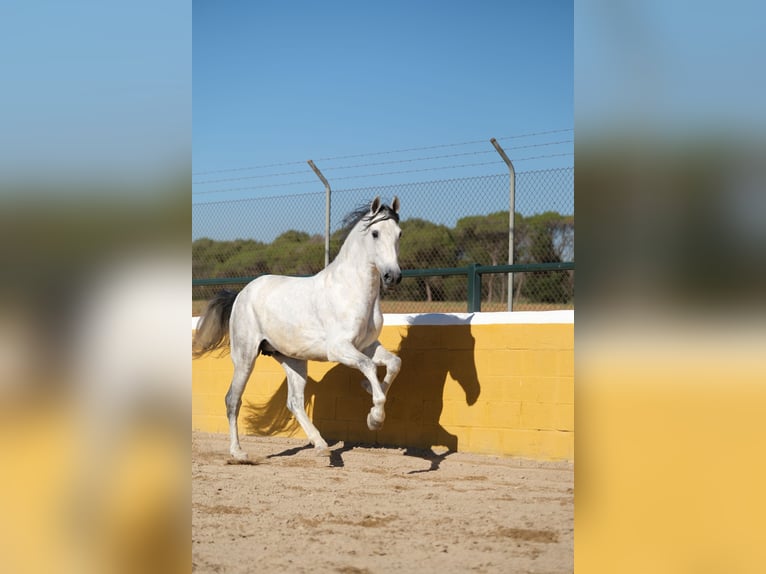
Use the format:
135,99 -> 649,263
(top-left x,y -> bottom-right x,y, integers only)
372,230 -> 379,239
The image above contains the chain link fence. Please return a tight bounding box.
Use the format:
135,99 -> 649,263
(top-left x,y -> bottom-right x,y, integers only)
193,167 -> 573,314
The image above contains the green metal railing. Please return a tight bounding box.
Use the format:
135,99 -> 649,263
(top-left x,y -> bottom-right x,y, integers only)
407,261 -> 574,312
193,261 -> 574,312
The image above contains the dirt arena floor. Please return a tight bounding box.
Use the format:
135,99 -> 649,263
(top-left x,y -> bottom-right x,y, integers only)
192,432 -> 573,573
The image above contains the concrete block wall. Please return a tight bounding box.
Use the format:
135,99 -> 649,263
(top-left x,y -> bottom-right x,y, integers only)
192,311 -> 573,460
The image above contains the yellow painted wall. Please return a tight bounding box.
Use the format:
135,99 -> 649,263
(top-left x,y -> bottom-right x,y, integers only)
192,317 -> 573,460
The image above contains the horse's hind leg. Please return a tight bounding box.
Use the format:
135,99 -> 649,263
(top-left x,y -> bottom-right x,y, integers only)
225,344 -> 258,460
277,355 -> 329,455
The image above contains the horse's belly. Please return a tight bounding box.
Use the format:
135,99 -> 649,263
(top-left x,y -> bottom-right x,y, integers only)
270,324 -> 378,361
265,327 -> 329,361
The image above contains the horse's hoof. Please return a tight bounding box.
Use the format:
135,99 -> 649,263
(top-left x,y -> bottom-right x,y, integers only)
367,413 -> 384,431
230,450 -> 248,461
314,446 -> 331,457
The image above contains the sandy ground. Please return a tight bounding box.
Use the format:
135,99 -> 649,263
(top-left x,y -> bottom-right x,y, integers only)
192,432 -> 573,573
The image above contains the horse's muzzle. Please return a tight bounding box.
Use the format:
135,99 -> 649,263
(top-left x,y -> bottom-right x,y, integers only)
383,270 -> 402,288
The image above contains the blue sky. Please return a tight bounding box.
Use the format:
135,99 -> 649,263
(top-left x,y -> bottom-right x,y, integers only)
193,1 -> 573,204
576,0 -> 766,138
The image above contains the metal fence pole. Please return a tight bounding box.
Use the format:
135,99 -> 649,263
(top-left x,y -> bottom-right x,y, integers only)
467,263 -> 481,312
490,138 -> 516,311
307,160 -> 331,267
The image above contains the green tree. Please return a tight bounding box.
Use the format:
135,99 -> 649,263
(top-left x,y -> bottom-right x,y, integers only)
222,240 -> 269,276
455,211 -> 511,304
267,230 -> 324,275
397,218 -> 457,302
192,237 -> 216,279
517,212 -> 572,304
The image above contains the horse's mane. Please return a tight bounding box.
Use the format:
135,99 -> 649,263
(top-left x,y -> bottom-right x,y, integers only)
337,200 -> 400,243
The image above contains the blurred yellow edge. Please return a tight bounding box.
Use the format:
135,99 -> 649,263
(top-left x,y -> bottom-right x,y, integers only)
576,318 -> 766,574
0,409 -> 188,574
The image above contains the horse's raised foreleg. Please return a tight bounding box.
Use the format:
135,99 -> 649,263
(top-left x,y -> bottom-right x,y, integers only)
361,341 -> 402,397
277,355 -> 329,454
328,342 -> 387,431
225,346 -> 258,460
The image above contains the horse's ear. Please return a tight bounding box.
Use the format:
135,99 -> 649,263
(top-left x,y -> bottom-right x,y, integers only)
391,196 -> 400,214
370,196 -> 382,215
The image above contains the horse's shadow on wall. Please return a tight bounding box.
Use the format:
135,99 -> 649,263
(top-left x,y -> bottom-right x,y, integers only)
243,315 -> 479,471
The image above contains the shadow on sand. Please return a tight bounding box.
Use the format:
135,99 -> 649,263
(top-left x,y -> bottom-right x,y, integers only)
244,314 -> 479,472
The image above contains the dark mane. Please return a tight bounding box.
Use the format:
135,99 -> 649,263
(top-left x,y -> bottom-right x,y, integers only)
338,201 -> 400,238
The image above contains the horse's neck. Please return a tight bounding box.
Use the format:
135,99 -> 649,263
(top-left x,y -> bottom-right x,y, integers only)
327,234 -> 380,303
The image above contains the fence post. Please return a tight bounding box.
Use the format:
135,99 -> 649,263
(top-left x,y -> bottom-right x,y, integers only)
307,160 -> 331,267
490,138 -> 516,311
467,263 -> 481,312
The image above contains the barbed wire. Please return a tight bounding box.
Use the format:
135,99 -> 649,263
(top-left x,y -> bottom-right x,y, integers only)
192,128 -> 573,177
323,152 -> 573,183
192,152 -> 573,198
191,189 -> 326,207
193,168 -> 311,186
192,138 -> 574,186
311,130 -> 573,165
192,178 -> 319,196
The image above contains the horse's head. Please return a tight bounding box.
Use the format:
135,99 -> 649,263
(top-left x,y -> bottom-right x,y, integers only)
362,196 -> 402,289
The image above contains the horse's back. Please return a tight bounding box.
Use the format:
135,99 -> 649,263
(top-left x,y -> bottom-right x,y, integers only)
239,273 -> 318,313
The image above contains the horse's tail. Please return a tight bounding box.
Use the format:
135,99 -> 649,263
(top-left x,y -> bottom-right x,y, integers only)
192,289 -> 238,358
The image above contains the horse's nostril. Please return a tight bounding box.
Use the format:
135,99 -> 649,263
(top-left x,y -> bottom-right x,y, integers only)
383,271 -> 400,286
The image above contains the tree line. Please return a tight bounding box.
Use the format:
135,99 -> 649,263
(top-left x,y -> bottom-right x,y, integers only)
193,211 -> 574,304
